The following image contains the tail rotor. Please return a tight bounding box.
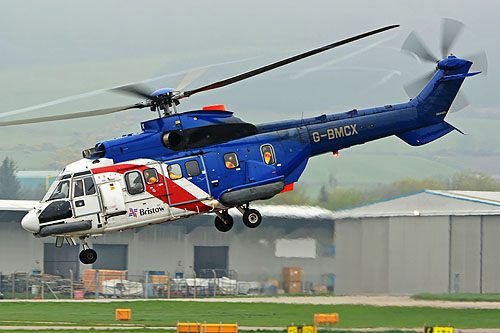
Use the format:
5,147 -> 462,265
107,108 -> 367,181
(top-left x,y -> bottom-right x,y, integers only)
401,18 -> 487,112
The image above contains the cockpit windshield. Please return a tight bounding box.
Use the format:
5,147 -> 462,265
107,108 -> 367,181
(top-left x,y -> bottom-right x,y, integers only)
47,180 -> 70,201
42,173 -> 71,202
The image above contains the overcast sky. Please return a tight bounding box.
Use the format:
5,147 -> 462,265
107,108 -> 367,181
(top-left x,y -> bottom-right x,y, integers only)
0,0 -> 498,172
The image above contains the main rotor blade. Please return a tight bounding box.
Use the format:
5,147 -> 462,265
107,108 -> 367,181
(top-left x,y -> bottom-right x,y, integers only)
441,18 -> 465,59
403,70 -> 435,98
401,31 -> 438,63
112,84 -> 154,99
175,66 -> 209,92
0,103 -> 148,127
180,24 -> 399,99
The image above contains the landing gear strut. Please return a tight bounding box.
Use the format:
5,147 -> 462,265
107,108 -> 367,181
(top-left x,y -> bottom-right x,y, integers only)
79,237 -> 97,264
238,204 -> 263,228
214,210 -> 234,232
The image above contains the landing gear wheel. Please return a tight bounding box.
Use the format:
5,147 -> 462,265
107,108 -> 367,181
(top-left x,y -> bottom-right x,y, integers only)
79,249 -> 97,264
242,209 -> 262,228
214,212 -> 234,232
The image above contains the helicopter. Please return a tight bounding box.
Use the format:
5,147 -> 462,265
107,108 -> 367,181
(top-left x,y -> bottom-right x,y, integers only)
2,20 -> 485,265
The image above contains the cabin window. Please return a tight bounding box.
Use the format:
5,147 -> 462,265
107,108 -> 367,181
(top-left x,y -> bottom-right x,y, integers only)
83,176 -> 96,195
48,180 -> 70,201
224,152 -> 239,169
73,179 -> 84,198
125,171 -> 144,195
167,164 -> 183,180
143,168 -> 159,185
185,160 -> 201,177
261,144 -> 276,165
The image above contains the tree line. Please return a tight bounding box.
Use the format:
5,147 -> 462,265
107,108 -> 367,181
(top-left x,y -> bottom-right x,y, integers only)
0,157 -> 46,200
268,170 -> 500,211
2,156 -> 500,210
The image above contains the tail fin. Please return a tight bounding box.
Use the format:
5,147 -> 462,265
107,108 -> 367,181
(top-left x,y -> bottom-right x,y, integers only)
414,56 -> 479,122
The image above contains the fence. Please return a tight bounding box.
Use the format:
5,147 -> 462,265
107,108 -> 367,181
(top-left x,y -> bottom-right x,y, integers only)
0,269 -> 252,300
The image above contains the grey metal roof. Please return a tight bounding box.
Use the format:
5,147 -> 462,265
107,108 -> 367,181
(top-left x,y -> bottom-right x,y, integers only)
333,190 -> 500,219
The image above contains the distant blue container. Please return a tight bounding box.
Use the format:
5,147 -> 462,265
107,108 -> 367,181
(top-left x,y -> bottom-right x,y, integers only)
148,271 -> 165,275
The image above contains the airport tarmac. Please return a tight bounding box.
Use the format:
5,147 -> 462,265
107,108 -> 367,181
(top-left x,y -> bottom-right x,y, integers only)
2,296 -> 500,309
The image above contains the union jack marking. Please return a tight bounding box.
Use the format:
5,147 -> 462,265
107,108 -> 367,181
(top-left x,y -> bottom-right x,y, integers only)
129,208 -> 138,217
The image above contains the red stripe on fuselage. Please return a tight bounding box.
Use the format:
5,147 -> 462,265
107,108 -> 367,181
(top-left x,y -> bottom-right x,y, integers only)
91,162 -> 210,212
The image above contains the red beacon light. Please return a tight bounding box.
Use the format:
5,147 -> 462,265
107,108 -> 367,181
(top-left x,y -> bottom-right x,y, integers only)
202,105 -> 227,111
333,151 -> 339,158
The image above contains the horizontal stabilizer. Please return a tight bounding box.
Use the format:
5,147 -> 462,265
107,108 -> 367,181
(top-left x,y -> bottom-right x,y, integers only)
397,121 -> 460,146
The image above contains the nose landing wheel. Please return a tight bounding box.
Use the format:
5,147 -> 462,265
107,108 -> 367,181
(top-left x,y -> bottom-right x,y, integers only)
79,249 -> 97,264
214,210 -> 234,232
79,237 -> 97,264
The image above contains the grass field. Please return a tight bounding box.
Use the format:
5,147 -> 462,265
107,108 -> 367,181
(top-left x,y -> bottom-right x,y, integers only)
1,300 -> 500,329
413,293 -> 500,302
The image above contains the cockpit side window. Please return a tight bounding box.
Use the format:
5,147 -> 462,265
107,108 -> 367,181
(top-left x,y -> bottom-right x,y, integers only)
48,180 -> 70,201
125,171 -> 145,195
73,179 -> 84,198
83,176 -> 96,195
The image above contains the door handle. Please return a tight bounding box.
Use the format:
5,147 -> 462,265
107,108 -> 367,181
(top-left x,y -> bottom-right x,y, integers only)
75,200 -> 85,207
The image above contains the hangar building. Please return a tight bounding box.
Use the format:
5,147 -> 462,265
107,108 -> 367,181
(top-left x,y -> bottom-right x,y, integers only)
4,190 -> 500,295
0,204 -> 335,289
334,190 -> 500,295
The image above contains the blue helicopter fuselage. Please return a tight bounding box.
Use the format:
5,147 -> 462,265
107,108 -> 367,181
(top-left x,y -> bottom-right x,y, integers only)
86,56 -> 476,206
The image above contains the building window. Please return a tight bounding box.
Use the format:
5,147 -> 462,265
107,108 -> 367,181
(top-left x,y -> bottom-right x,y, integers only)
224,153 -> 239,169
167,164 -> 183,180
185,160 -> 201,177
125,171 -> 144,195
143,168 -> 159,185
261,144 -> 276,165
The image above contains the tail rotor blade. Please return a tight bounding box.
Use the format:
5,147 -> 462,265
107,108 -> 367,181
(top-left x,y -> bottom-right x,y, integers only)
441,18 -> 465,58
449,91 -> 469,113
403,70 -> 435,98
466,50 -> 488,75
401,31 -> 438,63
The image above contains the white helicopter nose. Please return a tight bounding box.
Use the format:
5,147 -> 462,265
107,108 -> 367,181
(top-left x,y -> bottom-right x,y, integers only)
21,209 -> 40,233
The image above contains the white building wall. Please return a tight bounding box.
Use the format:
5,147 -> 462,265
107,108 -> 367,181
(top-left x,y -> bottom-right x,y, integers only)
334,217 -> 389,295
388,216 -> 449,295
450,216 -> 481,293
482,216 -> 500,293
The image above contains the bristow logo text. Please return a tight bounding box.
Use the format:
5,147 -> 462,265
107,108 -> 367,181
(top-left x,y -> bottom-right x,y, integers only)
129,207 -> 165,217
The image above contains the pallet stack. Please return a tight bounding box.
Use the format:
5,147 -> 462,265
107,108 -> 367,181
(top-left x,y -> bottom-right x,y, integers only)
282,267 -> 302,294
83,269 -> 126,293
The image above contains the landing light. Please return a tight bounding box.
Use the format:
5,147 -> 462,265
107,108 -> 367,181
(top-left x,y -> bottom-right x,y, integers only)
333,151 -> 339,158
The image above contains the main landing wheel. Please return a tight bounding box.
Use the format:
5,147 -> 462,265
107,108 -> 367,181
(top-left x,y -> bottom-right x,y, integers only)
214,212 -> 234,232
79,249 -> 97,264
242,209 -> 262,228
